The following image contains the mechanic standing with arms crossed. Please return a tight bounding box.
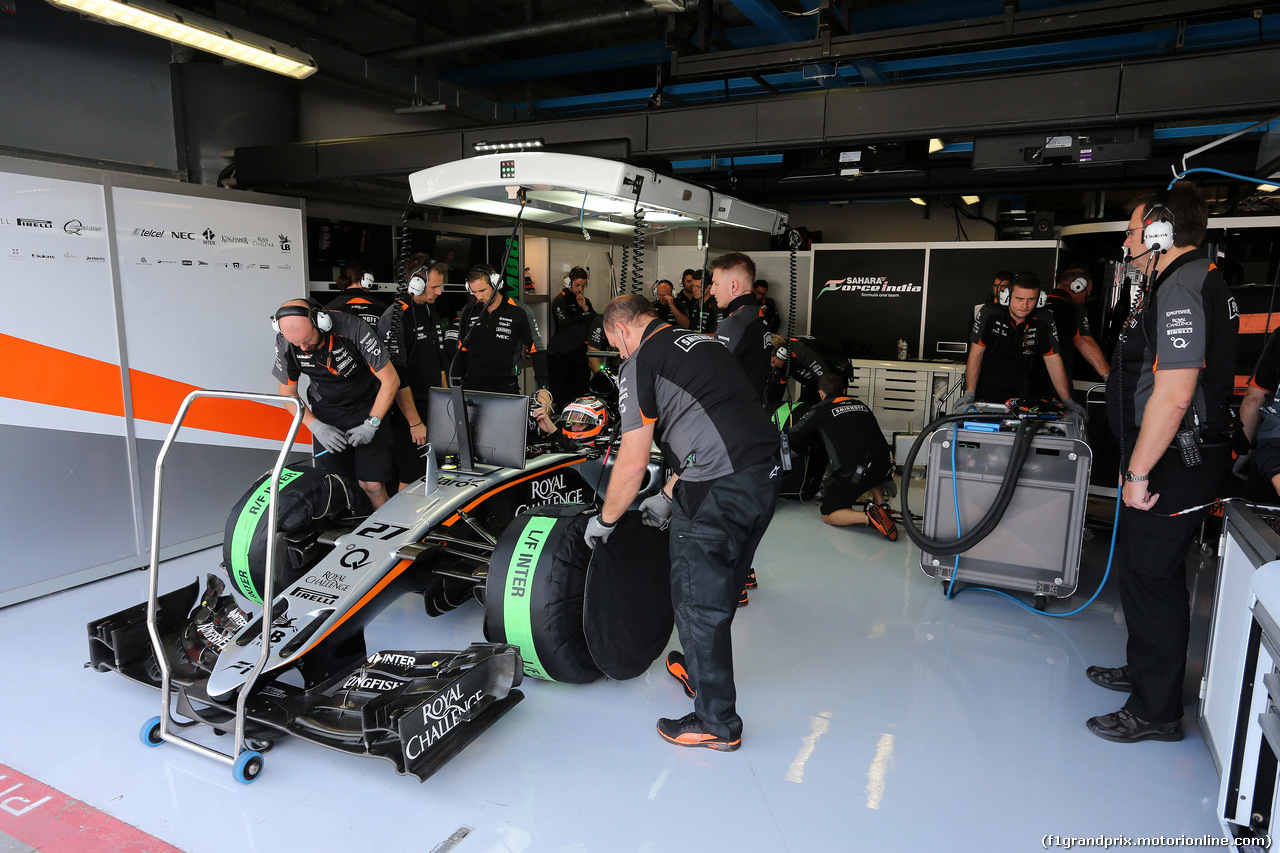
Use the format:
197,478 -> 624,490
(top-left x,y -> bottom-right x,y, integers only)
272,299 -> 400,508
1086,181 -> 1238,743
584,295 -> 781,751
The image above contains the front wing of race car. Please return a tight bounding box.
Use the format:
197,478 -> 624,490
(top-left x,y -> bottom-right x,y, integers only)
88,576 -> 524,781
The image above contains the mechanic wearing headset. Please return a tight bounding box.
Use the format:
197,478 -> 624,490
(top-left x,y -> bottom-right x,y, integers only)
710,252 -> 772,401
958,273 -> 1084,416
769,334 -> 842,405
448,265 -> 549,395
652,279 -> 691,329
1086,181 -> 1238,743
584,295 -> 780,752
548,266 -> 596,405
1028,268 -> 1111,397
753,279 -> 782,334
272,298 -> 400,508
326,260 -> 388,334
379,260 -> 447,492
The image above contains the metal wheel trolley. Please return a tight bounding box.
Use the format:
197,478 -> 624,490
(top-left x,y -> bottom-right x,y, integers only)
139,390 -> 303,784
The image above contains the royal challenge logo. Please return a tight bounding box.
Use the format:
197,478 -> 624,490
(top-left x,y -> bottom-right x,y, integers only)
817,275 -> 922,299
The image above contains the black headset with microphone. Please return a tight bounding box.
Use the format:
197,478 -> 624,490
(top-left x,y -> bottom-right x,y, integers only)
272,299 -> 332,334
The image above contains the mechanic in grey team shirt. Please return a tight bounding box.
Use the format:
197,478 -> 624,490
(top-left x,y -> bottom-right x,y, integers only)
584,294 -> 780,752
1087,181 -> 1238,744
272,298 -> 400,508
710,251 -> 772,403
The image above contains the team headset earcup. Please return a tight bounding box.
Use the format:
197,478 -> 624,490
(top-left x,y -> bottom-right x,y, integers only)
271,302 -> 332,334
1068,276 -> 1088,294
1037,291 -> 1047,308
1143,217 -> 1175,253
408,274 -> 426,297
997,285 -> 1011,306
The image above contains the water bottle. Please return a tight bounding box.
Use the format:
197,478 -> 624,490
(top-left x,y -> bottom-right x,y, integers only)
897,338 -> 908,360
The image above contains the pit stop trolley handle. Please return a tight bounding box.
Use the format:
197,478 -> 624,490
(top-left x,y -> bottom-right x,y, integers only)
143,390 -> 304,783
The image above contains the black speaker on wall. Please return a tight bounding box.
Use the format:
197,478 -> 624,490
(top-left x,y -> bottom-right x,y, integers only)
1032,212 -> 1055,238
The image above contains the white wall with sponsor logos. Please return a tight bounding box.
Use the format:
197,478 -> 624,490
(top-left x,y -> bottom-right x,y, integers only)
0,156 -> 309,606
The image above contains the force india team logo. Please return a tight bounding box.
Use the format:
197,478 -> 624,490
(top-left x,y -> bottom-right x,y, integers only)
817,276 -> 923,298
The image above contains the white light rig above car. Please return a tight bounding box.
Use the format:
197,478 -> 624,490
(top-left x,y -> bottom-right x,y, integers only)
409,152 -> 788,236
472,139 -> 546,153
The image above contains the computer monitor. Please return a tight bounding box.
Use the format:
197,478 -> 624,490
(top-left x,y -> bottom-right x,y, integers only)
426,387 -> 528,471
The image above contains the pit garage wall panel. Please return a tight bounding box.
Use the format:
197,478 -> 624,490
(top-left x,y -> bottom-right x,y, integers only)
0,170 -> 138,606
0,160 -> 310,606
110,183 -> 310,552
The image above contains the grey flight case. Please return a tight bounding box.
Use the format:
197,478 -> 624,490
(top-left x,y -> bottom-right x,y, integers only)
920,418 -> 1092,598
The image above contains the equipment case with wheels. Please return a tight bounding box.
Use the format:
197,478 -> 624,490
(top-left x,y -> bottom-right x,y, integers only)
919,422 -> 1091,599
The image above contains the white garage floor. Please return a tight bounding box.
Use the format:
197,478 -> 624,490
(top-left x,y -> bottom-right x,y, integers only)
0,496 -> 1226,853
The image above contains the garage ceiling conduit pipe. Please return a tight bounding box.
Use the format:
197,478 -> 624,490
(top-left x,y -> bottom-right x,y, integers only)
370,5 -> 666,62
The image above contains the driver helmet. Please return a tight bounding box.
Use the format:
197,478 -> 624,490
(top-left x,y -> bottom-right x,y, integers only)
558,396 -> 609,443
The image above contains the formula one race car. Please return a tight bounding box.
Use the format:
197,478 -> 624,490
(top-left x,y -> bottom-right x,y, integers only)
87,385 -> 672,783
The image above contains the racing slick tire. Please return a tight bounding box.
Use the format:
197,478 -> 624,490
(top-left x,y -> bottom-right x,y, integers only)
484,505 -> 601,684
222,466 -> 371,605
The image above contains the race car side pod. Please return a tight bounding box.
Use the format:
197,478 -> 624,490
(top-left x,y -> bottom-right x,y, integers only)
145,390 -> 305,784
898,413 -> 1046,556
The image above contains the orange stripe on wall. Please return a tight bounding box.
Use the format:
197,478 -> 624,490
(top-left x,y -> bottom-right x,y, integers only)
0,333 -> 310,444
1240,314 -> 1280,335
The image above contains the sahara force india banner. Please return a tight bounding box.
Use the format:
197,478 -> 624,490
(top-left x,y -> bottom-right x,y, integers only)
810,246 -> 926,362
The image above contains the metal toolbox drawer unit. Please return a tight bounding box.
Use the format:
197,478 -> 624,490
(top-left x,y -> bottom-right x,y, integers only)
919,423 -> 1091,598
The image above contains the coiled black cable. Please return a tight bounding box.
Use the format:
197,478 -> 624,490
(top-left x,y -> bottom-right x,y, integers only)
387,196 -> 416,373
898,413 -> 1046,555
630,207 -> 647,294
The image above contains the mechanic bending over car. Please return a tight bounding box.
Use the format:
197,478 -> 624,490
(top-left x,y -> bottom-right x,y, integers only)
272,298 -> 399,509
447,264 -> 550,396
584,294 -> 780,752
785,372 -> 897,541
379,259 -> 448,493
1234,326 -> 1280,498
958,272 -> 1085,418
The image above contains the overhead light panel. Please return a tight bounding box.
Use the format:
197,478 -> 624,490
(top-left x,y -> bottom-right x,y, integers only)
928,139 -> 945,154
473,139 -> 545,153
45,0 -> 318,78
909,197 -> 927,206
1258,183 -> 1280,193
961,195 -> 981,206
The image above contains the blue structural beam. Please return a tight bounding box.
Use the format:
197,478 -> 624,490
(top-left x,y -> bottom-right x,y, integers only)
445,27 -> 778,87
519,14 -> 1280,115
725,0 -> 807,44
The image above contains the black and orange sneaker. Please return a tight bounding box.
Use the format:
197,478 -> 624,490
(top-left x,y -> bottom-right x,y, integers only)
744,568 -> 758,590
866,502 -> 898,541
665,650 -> 696,699
657,712 -> 741,752
738,588 -> 749,607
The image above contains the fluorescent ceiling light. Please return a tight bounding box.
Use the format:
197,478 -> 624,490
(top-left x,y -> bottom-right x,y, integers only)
474,139 -> 544,153
961,195 -> 980,206
1258,183 -> 1280,193
909,197 -> 927,206
928,139 -> 945,154
45,0 -> 318,78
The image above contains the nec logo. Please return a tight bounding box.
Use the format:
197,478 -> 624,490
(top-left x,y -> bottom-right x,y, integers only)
170,231 -> 196,240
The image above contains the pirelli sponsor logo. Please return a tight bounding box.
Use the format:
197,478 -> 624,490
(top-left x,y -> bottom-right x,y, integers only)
290,586 -> 339,605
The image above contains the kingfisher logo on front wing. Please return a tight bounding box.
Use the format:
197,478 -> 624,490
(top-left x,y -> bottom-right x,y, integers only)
818,276 -> 922,298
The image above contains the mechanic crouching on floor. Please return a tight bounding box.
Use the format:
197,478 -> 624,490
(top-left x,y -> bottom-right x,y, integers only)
1086,180 -> 1238,743
584,294 -> 781,752
272,299 -> 399,508
785,373 -> 897,541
